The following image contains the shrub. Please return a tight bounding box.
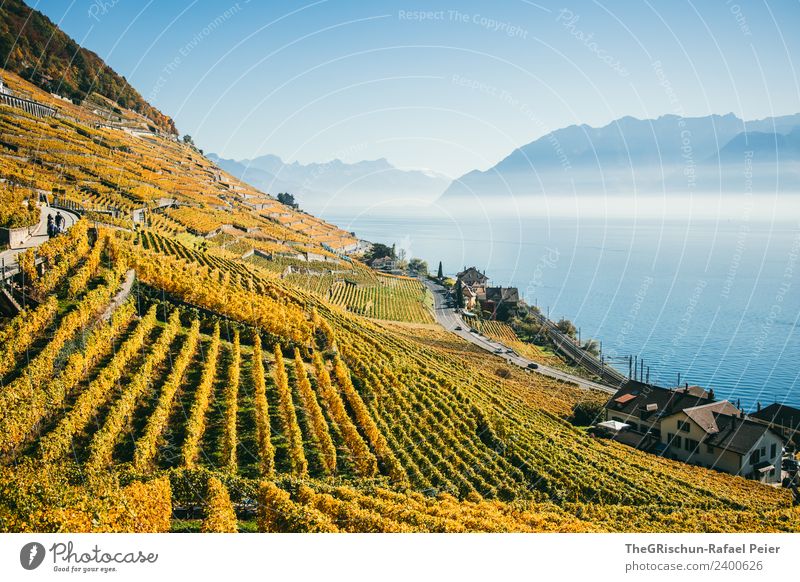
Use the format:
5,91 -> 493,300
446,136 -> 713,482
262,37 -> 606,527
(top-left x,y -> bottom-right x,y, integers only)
570,400 -> 607,427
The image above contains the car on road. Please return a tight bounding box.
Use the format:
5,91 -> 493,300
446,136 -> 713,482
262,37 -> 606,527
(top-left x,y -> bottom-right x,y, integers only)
783,458 -> 799,472
469,328 -> 478,333
526,362 -> 539,370
493,348 -> 504,354
454,325 -> 462,331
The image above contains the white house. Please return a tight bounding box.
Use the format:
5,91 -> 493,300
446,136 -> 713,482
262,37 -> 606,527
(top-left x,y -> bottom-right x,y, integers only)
660,401 -> 783,483
605,382 -> 785,483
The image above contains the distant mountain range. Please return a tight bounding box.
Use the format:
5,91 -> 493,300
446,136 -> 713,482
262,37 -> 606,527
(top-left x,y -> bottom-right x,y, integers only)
207,153 -> 450,211
440,113 -> 800,199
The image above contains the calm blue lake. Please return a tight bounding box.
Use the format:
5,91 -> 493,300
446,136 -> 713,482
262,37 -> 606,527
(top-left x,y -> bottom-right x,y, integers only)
323,202 -> 800,411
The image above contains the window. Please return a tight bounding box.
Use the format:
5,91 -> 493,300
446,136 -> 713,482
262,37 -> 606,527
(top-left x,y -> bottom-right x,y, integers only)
706,444 -> 714,454
668,434 -> 682,449
678,421 -> 691,433
770,443 -> 777,459
750,450 -> 761,465
761,446 -> 766,456
685,438 -> 699,452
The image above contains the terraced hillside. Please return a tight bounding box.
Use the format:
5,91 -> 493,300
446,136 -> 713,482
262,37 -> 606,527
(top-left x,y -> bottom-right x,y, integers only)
0,71 -> 798,533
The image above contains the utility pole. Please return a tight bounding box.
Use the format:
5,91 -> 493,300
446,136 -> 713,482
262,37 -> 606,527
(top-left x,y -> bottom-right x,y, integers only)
634,355 -> 638,381
21,261 -> 26,310
677,372 -> 681,387
628,355 -> 633,379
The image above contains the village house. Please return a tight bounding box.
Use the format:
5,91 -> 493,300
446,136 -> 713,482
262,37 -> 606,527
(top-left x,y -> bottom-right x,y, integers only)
604,382 -> 785,483
660,403 -> 783,483
370,256 -> 397,271
750,403 -> 800,447
455,268 -> 520,317
481,286 -> 521,316
457,266 -> 489,296
461,285 -> 479,310
456,266 -> 488,310
485,286 -> 520,305
605,382 -> 713,441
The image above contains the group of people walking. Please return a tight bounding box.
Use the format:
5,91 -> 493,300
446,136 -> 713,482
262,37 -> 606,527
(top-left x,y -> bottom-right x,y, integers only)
46,211 -> 65,238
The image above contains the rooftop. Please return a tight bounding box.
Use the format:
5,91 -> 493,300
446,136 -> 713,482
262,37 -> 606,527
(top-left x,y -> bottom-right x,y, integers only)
682,400 -> 741,434
606,381 -> 713,421
750,403 -> 800,431
704,414 -> 778,456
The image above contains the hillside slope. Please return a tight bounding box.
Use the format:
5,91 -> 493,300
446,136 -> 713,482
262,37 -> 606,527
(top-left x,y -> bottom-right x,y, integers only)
0,71 -> 797,533
0,0 -> 176,134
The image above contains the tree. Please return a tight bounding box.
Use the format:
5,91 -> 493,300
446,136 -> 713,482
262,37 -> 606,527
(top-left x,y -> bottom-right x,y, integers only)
437,261 -> 443,280
277,192 -> 298,209
570,400 -> 606,426
455,282 -> 464,308
582,338 -> 600,356
408,258 -> 428,276
365,243 -> 393,262
556,318 -> 577,339
182,134 -> 194,145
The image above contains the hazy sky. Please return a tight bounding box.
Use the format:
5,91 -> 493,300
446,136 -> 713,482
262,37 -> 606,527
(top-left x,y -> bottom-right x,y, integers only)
31,0 -> 800,177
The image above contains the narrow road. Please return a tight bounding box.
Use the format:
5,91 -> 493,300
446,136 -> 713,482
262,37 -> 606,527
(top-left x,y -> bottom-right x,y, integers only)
421,279 -> 617,395
0,204 -> 80,279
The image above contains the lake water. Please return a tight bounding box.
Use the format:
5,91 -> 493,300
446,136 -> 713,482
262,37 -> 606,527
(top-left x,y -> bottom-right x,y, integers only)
322,199 -> 800,411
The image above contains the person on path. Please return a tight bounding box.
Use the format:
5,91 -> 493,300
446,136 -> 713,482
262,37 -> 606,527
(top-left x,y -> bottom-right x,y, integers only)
55,211 -> 65,234
46,214 -> 55,238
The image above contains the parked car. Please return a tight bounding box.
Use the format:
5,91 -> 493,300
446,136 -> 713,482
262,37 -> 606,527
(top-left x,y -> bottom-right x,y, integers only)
454,325 -> 462,331
526,362 -> 539,370
494,348 -> 504,354
782,458 -> 799,472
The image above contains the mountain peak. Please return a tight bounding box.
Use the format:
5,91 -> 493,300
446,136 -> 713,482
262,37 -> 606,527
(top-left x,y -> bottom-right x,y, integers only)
440,111 -> 800,199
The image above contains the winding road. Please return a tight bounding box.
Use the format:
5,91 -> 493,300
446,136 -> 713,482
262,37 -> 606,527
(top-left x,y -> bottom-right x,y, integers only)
422,279 -> 617,395
0,204 -> 80,280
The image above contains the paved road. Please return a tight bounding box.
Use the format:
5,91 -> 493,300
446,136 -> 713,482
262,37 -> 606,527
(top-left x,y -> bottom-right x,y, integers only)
422,279 -> 617,395
0,205 -> 80,279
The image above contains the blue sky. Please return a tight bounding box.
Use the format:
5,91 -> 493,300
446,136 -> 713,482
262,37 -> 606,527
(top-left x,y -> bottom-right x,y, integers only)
31,0 -> 800,177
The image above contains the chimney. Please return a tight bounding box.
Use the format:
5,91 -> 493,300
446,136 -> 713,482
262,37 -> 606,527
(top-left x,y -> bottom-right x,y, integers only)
708,388 -> 715,401
757,401 -> 762,413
